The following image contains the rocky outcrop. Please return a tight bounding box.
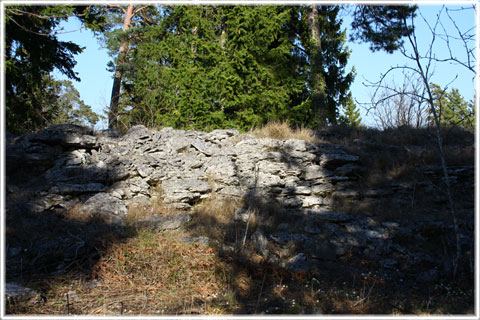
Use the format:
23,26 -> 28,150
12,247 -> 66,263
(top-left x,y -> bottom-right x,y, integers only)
5,124 -> 474,281
6,124 -> 364,213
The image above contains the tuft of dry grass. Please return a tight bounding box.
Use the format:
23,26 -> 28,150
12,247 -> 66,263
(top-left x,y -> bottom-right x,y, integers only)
251,121 -> 318,143
63,203 -> 95,222
188,196 -> 242,243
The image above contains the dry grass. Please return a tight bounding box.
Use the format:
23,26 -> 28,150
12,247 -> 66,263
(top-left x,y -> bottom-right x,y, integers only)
7,197 -> 474,315
188,196 -> 242,243
251,121 -> 319,143
63,203 -> 96,222
8,230 -> 239,315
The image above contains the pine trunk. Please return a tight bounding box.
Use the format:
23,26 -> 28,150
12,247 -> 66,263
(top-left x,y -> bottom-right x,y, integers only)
108,4 -> 134,131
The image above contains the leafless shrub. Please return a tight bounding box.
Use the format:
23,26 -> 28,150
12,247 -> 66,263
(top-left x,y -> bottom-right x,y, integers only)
371,74 -> 429,130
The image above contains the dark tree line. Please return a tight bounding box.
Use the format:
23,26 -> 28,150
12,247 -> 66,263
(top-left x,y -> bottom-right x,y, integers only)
5,4 -> 417,133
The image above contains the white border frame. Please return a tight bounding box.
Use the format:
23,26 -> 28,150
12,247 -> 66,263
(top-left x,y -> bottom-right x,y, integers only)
0,1 -> 478,319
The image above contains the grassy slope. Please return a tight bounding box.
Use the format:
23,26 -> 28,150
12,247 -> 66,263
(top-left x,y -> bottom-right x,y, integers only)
6,123 -> 475,315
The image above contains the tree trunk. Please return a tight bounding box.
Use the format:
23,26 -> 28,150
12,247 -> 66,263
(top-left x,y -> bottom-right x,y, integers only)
405,17 -> 462,278
108,4 -> 134,131
220,15 -> 227,50
308,5 -> 321,53
307,5 -> 325,123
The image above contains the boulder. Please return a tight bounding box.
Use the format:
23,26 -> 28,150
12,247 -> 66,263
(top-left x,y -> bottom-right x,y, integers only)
81,193 -> 128,225
251,229 -> 269,257
155,213 -> 192,230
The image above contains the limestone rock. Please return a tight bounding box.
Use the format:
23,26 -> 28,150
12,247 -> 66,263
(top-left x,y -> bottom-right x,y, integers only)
49,183 -> 106,195
5,283 -> 41,304
6,123 -> 472,281
183,235 -> 211,247
286,253 -> 309,271
81,193 -> 128,225
162,178 -> 212,208
31,124 -> 97,148
319,153 -> 359,169
156,213 -> 192,230
251,229 -> 269,257
234,208 -> 251,222
204,156 -> 238,185
304,239 -> 337,261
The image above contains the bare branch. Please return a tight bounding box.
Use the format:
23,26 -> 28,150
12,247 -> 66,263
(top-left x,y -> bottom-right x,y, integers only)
133,5 -> 150,16
108,4 -> 127,14
5,7 -> 90,19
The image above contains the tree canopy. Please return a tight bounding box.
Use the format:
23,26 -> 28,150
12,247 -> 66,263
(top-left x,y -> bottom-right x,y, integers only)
105,5 -> 355,131
8,4 -> 445,134
350,5 -> 417,53
4,5 -> 104,133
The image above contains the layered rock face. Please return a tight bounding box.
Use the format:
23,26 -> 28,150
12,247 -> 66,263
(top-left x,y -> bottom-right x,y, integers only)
6,124 -> 365,213
5,124 -> 474,280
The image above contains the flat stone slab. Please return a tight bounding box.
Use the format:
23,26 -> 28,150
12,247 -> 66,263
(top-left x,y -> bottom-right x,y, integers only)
156,213 -> 192,230
134,213 -> 192,231
5,283 -> 41,304
308,211 -> 353,222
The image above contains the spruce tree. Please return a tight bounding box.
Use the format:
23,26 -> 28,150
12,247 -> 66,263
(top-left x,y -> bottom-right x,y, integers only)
126,6 -> 309,131
115,5 -> 353,131
296,5 -> 354,126
338,94 -> 362,127
430,84 -> 475,130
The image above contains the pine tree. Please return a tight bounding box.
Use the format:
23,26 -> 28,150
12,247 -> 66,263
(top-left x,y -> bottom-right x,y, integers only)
351,5 -> 417,53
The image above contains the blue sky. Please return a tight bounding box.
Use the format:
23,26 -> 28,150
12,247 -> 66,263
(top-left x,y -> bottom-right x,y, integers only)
52,4 -> 477,129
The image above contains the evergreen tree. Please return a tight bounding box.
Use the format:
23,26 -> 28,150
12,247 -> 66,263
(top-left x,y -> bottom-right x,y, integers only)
338,94 -> 362,127
125,6 -> 310,131
350,5 -> 417,53
292,5 -> 354,126
118,5 -> 353,131
52,79 -> 100,128
429,84 -> 475,130
100,5 -> 162,130
4,5 -> 105,133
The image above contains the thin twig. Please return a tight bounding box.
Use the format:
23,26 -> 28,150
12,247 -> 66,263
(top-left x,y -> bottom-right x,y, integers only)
255,271 -> 267,313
